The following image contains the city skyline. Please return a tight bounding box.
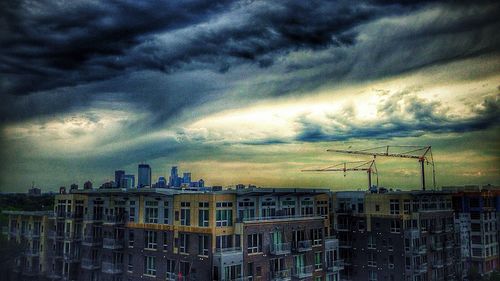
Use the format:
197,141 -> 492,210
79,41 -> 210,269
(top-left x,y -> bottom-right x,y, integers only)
1,1 -> 499,192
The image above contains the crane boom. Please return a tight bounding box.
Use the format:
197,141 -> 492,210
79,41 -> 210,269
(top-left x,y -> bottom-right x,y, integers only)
327,145 -> 435,190
302,160 -> 378,189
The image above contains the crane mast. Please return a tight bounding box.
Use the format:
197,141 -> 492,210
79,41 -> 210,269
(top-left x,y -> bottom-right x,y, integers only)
327,145 -> 435,190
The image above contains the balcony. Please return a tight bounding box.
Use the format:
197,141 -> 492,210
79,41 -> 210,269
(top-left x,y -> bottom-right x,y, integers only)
214,247 -> 244,268
103,238 -> 124,250
431,242 -> 443,251
81,258 -> 101,270
270,243 -> 291,255
445,241 -> 454,249
292,265 -> 313,279
103,214 -> 126,225
294,240 -> 312,252
102,262 -> 123,274
413,245 -> 427,255
63,252 -> 80,262
336,224 -> 349,231
270,269 -> 291,281
84,214 -> 103,222
25,249 -> 40,257
22,267 -> 40,276
432,260 -> 444,269
415,263 -> 427,273
82,235 -> 102,246
324,237 -> 339,250
328,260 -> 344,272
339,241 -> 352,248
25,230 -> 41,239
64,232 -> 82,241
430,226 -> 443,234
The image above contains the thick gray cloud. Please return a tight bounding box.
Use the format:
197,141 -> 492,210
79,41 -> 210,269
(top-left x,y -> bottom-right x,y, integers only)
296,92 -> 500,142
2,0 -> 498,123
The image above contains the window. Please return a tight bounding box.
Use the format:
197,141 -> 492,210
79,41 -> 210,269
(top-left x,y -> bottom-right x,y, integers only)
127,254 -> 133,272
403,200 -> 410,214
163,202 -> 169,224
145,201 -> 158,223
390,220 -> 401,233
181,202 -> 190,226
166,260 -> 176,280
247,233 -> 263,253
301,199 -> 314,215
216,209 -> 233,227
144,231 -> 157,250
368,234 -> 376,249
199,235 -> 209,256
311,228 -> 323,246
261,200 -> 276,217
199,206 -> 209,227
129,207 -> 135,222
314,252 -> 322,270
388,255 -> 394,269
179,233 -> 189,254
163,232 -> 168,251
375,205 -> 380,212
390,199 -> 400,215
128,230 -> 134,247
369,270 -> 377,281
368,252 -> 376,267
144,256 -> 156,276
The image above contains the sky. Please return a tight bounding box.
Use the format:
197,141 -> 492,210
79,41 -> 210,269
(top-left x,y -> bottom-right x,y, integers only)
0,0 -> 499,192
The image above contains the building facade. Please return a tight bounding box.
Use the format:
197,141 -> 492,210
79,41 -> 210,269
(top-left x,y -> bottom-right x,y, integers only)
4,187 -> 342,281
332,190 -> 464,281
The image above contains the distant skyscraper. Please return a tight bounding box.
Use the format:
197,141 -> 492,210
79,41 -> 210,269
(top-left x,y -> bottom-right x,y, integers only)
138,164 -> 151,188
169,166 -> 178,187
122,174 -> 135,189
198,179 -> 205,188
70,183 -> 78,191
183,172 -> 191,185
83,181 -> 93,190
157,177 -> 167,188
115,170 -> 125,188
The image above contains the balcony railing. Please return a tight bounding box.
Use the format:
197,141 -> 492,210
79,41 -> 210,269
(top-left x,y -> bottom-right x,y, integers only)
431,242 -> 443,251
22,267 -> 40,276
84,214 -> 103,222
415,263 -> 427,273
270,269 -> 291,280
63,252 -> 80,262
81,258 -> 101,269
25,230 -> 41,238
103,238 -> 124,249
328,260 -> 344,272
103,214 -> 126,225
102,262 -> 123,274
239,215 -> 323,223
432,260 -> 444,269
413,245 -> 427,254
270,243 -> 291,255
25,249 -> 40,256
292,265 -> 313,278
294,240 -> 312,252
82,235 -> 102,246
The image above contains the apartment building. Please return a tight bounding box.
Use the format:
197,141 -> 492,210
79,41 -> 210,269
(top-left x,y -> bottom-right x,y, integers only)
4,187 -> 342,281
445,186 -> 500,276
332,190 -> 464,281
3,210 -> 54,281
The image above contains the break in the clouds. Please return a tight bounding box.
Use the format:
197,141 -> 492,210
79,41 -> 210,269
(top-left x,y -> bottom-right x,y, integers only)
0,0 -> 499,191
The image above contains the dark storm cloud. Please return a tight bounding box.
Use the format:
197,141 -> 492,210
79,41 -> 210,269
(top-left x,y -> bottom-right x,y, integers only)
1,0 -> 499,126
296,93 -> 500,142
0,0 -> 443,98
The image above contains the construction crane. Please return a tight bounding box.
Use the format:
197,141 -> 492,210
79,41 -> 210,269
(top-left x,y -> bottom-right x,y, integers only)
302,160 -> 378,189
327,145 -> 435,190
